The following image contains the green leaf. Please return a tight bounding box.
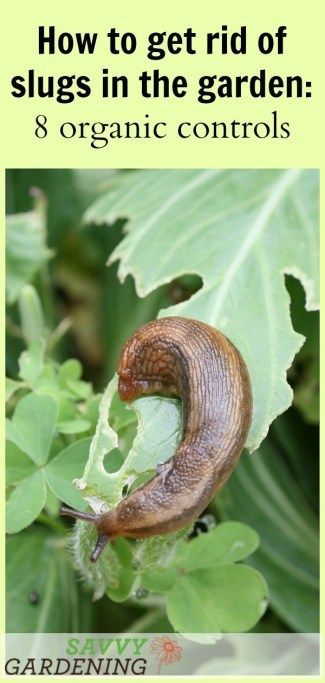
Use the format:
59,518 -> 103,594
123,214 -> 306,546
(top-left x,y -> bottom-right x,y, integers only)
55,396 -> 90,434
5,378 -> 24,402
6,441 -> 36,486
58,359 -> 91,400
18,338 -> 46,385
86,394 -> 102,430
6,527 -> 89,632
73,376 -> 119,509
57,418 -> 90,434
18,284 -> 45,344
140,567 -> 178,593
6,209 -> 50,304
32,362 -> 58,394
6,393 -> 58,465
59,358 -> 83,383
86,169 -> 319,451
75,376 -> 182,509
45,438 -> 92,511
173,522 -> 259,572
217,435 -> 319,632
44,487 -> 61,516
166,565 -> 268,633
6,469 -> 47,533
109,391 -> 137,431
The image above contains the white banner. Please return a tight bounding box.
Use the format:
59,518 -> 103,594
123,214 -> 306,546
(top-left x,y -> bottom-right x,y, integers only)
2,633 -> 320,676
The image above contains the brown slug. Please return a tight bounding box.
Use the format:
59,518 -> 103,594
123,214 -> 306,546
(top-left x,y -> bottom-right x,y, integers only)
61,317 -> 252,562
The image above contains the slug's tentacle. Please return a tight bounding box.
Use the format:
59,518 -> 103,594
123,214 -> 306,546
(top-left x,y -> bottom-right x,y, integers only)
60,505 -> 110,562
60,505 -> 100,525
90,533 -> 110,563
60,317 -> 252,562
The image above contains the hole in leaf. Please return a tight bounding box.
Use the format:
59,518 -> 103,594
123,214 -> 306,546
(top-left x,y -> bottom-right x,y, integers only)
109,391 -> 138,461
122,484 -> 129,497
103,448 -> 124,474
167,273 -> 203,305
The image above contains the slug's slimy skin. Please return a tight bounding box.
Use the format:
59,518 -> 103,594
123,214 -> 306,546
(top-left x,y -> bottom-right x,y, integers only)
61,317 -> 252,562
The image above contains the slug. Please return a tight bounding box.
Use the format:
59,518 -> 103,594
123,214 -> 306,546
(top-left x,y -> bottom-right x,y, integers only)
61,317 -> 252,562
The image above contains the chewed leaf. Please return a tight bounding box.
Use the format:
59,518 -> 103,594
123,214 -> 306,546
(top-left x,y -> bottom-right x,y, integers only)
85,169 -> 319,451
115,394 -> 182,484
73,376 -> 119,511
74,375 -> 182,511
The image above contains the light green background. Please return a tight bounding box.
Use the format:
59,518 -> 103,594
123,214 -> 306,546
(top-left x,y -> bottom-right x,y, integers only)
1,0 -> 323,680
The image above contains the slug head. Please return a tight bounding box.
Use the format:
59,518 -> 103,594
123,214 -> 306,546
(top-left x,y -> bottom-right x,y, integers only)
118,325 -> 177,401
118,335 -> 151,401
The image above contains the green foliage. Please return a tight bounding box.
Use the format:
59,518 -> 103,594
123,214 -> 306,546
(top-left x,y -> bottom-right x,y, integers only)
167,565 -> 267,633
6,527 -> 93,633
18,337 -> 46,384
5,332 -> 101,532
172,522 -> 259,571
6,393 -> 58,465
216,425 -> 319,632
74,382 -> 267,633
45,438 -> 92,511
19,284 -> 46,344
86,169 -> 319,452
5,169 -> 319,635
161,523 -> 266,633
75,375 -> 182,508
6,209 -> 51,304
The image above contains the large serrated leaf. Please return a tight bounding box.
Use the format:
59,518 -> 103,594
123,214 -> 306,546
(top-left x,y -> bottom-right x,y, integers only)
85,169 -> 319,451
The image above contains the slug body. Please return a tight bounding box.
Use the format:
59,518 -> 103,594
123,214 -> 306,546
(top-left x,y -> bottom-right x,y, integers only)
61,317 -> 252,562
